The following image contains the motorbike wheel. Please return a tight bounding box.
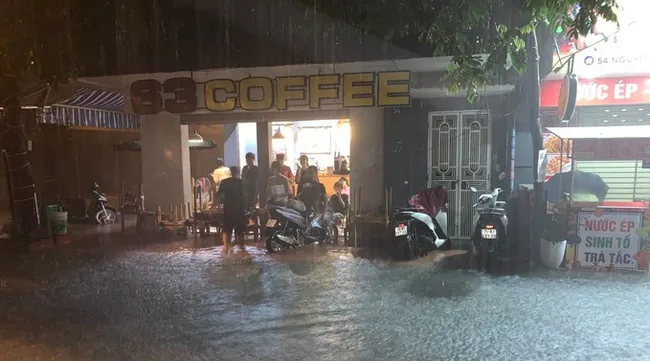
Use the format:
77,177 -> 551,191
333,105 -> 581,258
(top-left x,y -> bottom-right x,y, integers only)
266,234 -> 287,253
479,242 -> 489,272
95,208 -> 118,224
394,227 -> 417,261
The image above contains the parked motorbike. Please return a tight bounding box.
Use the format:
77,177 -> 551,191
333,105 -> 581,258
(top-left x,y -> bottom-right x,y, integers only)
392,186 -> 450,261
469,187 -> 508,272
58,182 -> 119,224
265,199 -> 338,253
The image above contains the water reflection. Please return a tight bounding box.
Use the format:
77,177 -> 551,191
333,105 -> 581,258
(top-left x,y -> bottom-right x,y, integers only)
0,240 -> 649,361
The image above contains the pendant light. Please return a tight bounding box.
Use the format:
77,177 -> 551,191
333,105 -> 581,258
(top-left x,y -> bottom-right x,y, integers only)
189,130 -> 204,143
272,127 -> 286,140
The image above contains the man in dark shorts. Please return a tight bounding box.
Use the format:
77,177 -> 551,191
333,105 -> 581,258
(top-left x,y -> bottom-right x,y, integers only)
217,166 -> 246,250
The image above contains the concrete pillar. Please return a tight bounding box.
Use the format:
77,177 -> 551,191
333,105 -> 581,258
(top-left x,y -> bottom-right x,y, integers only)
514,108 -> 534,188
349,108 -> 384,213
140,114 -> 192,211
256,122 -> 271,207
223,124 -> 239,167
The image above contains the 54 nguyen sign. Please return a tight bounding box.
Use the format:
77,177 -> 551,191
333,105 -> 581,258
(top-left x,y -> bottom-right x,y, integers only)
129,71 -> 411,115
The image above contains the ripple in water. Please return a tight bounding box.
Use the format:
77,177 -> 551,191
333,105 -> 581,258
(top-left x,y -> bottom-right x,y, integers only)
0,245 -> 649,361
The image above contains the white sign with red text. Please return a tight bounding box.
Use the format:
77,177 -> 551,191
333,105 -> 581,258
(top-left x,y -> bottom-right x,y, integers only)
576,212 -> 643,270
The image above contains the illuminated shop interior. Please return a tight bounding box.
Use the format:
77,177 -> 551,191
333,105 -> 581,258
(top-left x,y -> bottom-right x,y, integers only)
544,105 -> 650,207
270,118 -> 351,195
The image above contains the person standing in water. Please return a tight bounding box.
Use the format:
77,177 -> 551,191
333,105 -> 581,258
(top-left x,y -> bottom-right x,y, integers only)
217,166 -> 246,250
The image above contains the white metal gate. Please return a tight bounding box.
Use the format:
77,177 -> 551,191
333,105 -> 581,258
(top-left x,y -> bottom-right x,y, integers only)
428,111 -> 491,240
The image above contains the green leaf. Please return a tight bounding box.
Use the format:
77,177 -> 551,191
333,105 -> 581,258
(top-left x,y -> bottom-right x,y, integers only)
513,37 -> 526,50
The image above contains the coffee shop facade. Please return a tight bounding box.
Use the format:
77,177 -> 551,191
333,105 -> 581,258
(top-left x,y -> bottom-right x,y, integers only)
78,58 -> 516,240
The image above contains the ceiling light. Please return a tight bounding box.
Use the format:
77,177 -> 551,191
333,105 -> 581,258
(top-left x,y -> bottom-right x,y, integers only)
613,114 -> 618,117
621,108 -> 627,112
639,108 -> 645,111
603,120 -> 610,123
189,131 -> 203,143
604,109 -> 610,112
639,119 -> 644,122
272,127 -> 286,140
620,119 -> 627,122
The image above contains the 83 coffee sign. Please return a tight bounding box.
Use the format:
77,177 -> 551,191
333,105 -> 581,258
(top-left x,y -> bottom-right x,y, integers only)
576,211 -> 643,270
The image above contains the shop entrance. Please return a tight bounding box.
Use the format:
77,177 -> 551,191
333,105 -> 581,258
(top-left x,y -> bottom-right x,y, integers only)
269,119 -> 350,197
427,111 -> 491,240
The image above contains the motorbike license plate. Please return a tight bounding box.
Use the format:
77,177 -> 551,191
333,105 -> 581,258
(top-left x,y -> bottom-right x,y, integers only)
265,218 -> 277,228
481,228 -> 497,239
394,225 -> 408,237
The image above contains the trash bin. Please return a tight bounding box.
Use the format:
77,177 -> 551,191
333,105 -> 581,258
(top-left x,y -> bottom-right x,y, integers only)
49,210 -> 68,236
43,205 -> 61,236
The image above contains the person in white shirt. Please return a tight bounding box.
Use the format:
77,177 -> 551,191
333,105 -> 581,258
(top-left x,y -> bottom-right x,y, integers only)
211,158 -> 231,205
266,161 -> 291,206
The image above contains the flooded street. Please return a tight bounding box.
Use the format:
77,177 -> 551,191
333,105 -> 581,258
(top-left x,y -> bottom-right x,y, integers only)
1,241 -> 649,361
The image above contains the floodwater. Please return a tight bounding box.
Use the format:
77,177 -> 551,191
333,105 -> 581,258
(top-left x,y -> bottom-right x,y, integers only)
1,241 -> 649,361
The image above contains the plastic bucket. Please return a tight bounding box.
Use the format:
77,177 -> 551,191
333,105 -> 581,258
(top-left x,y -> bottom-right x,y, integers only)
50,211 -> 68,236
43,205 -> 61,236
540,239 -> 567,269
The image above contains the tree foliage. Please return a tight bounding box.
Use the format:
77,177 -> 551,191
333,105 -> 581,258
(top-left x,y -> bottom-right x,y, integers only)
334,0 -> 619,101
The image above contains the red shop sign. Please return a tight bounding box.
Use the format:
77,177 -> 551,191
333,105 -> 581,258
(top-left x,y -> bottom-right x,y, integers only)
541,76 -> 650,108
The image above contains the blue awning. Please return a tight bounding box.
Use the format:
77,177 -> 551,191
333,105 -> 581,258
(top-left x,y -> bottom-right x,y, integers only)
1,87 -> 140,130
41,106 -> 140,130
56,86 -> 126,111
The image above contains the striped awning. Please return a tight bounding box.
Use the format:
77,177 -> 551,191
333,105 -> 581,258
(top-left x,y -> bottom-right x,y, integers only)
57,86 -> 126,111
1,87 -> 139,130
41,106 -> 140,130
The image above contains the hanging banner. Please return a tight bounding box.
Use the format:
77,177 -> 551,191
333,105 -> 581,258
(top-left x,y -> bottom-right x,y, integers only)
576,211 -> 643,270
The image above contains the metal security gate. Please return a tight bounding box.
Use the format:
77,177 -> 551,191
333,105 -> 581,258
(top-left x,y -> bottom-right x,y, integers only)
428,111 -> 491,240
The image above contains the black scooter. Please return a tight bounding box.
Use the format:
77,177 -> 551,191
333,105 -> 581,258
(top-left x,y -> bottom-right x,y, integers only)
469,187 -> 508,272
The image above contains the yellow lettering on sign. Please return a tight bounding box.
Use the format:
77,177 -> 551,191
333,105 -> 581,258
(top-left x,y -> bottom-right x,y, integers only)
205,79 -> 236,111
377,71 -> 411,106
276,76 -> 307,110
239,77 -> 273,111
342,73 -> 375,107
309,75 -> 340,109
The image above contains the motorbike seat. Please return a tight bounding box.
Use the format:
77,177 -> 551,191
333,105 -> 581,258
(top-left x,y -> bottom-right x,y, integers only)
477,207 -> 506,216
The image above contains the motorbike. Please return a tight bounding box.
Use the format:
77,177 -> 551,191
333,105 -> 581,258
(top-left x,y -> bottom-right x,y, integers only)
469,187 -> 508,272
265,198 -> 338,253
392,186 -> 450,261
58,182 -> 119,224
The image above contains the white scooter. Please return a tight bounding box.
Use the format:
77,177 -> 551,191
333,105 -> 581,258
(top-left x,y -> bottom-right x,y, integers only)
392,188 -> 450,261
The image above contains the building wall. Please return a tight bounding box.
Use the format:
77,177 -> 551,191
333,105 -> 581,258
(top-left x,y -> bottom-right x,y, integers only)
0,124 -> 224,214
383,95 -> 515,209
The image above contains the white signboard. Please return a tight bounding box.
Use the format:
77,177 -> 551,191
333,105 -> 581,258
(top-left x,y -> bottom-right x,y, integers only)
576,212 -> 643,270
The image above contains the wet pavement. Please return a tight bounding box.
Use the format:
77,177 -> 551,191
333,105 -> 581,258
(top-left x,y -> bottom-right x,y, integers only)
1,235 -> 650,361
